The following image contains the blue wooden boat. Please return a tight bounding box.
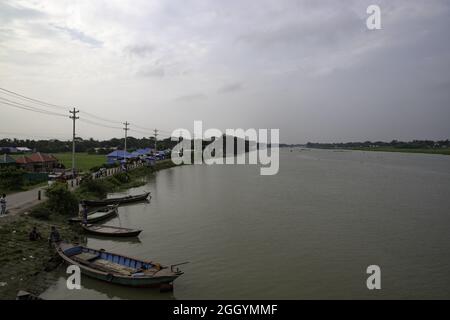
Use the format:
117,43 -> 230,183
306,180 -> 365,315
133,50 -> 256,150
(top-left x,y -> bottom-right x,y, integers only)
55,242 -> 185,287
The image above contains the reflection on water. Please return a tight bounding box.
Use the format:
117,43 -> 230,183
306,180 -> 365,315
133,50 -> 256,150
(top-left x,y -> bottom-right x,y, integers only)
40,265 -> 175,300
42,149 -> 450,299
80,234 -> 142,245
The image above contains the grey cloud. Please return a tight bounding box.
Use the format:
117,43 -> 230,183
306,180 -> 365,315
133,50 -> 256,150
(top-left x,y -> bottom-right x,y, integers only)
125,44 -> 156,58
0,2 -> 45,23
236,6 -> 361,54
137,65 -> 165,78
175,93 -> 207,102
1,0 -> 450,142
218,82 -> 244,93
51,25 -> 102,47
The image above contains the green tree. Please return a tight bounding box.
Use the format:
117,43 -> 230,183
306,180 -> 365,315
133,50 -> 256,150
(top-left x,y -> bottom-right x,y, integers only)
0,168 -> 25,190
45,182 -> 79,216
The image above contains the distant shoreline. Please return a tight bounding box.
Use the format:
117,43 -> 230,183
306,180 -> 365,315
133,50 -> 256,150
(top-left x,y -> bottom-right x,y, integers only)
346,147 -> 450,156
296,146 -> 450,156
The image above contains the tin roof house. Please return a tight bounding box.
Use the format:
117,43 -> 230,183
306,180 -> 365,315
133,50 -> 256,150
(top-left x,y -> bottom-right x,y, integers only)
16,152 -> 59,172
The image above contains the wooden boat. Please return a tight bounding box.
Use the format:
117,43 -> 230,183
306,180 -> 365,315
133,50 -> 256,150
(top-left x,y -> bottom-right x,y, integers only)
68,205 -> 118,223
81,192 -> 151,207
55,242 -> 186,287
16,291 -> 42,300
81,224 -> 142,237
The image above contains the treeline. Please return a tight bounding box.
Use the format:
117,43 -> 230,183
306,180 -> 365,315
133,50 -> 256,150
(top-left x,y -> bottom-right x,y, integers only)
0,137 -> 178,154
279,144 -> 305,148
0,135 -> 252,154
306,140 -> 450,149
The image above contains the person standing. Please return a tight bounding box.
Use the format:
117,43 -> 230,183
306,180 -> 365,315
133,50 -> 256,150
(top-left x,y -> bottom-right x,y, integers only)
0,194 -> 6,215
82,204 -> 88,225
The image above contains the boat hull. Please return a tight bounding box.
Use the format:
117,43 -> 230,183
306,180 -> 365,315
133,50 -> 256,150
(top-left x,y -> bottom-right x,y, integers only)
68,206 -> 118,223
82,192 -> 151,207
73,267 -> 179,287
55,243 -> 182,287
81,224 -> 142,237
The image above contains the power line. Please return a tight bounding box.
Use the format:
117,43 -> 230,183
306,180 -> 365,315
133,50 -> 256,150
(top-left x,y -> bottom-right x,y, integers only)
0,87 -> 126,127
131,123 -> 171,134
78,118 -> 122,130
0,87 -> 67,111
0,97 -> 67,117
81,110 -> 123,125
0,131 -> 71,140
129,128 -> 152,136
1,87 -> 176,137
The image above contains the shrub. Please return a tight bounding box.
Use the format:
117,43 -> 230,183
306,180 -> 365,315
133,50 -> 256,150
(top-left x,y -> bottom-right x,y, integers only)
89,163 -> 116,173
0,167 -> 25,190
113,172 -> 129,183
29,203 -> 52,220
77,178 -> 110,199
45,182 -> 79,216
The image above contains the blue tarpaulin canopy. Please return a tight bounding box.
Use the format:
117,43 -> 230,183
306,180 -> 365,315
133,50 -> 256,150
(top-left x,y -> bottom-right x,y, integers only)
106,150 -> 133,164
137,148 -> 152,154
131,148 -> 153,158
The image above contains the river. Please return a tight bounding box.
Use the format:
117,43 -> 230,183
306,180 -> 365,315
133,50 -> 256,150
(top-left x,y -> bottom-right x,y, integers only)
41,149 -> 450,299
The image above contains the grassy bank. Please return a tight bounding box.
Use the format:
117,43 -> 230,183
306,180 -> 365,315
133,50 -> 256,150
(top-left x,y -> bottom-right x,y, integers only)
11,152 -> 107,173
349,147 -> 450,155
0,159 -> 179,299
0,214 -> 80,299
75,160 -> 178,200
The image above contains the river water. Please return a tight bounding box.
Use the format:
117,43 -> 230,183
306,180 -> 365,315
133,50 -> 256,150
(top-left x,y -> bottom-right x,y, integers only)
41,149 -> 450,299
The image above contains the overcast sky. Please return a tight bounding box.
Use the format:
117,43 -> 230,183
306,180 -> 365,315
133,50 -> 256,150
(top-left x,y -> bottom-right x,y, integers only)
1,0 -> 449,143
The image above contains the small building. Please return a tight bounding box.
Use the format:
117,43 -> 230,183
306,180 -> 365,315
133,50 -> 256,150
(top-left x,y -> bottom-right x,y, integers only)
15,155 -> 34,172
16,147 -> 32,153
106,150 -> 133,164
16,152 -> 59,172
0,147 -> 18,153
0,154 -> 17,167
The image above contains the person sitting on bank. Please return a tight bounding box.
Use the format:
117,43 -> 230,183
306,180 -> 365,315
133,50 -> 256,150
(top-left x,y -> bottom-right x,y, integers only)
48,226 -> 61,244
0,194 -> 6,215
29,227 -> 42,241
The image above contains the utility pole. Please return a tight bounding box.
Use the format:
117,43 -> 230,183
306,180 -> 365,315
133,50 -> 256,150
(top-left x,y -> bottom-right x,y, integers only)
123,121 -> 130,160
69,108 -> 79,175
153,128 -> 158,153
